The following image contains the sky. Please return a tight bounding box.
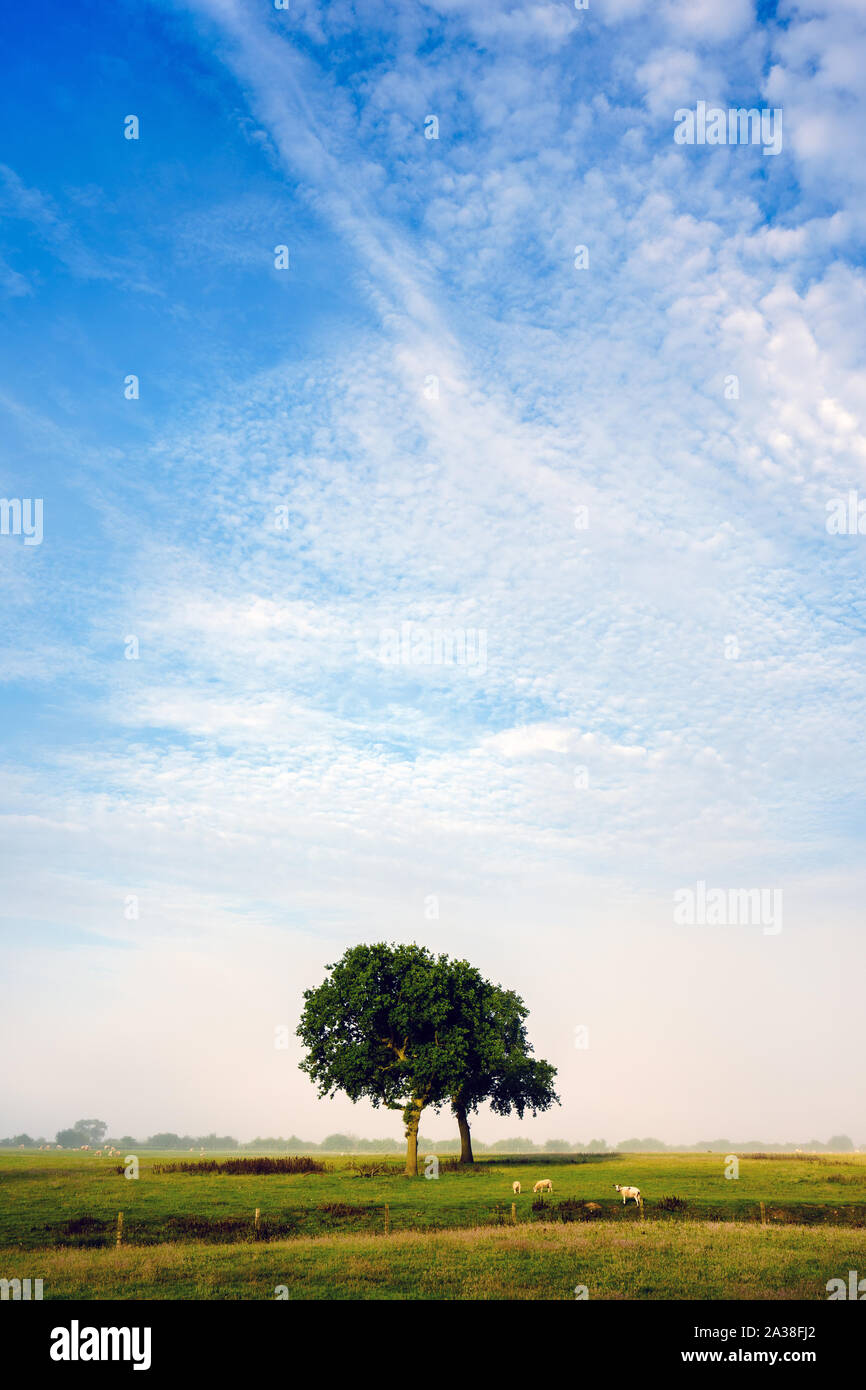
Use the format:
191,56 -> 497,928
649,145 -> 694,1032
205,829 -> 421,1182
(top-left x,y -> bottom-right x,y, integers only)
1,0 -> 864,1148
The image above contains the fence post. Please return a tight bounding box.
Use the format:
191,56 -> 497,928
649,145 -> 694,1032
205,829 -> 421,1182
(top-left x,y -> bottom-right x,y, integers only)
254,1207 -> 261,1232
760,1201 -> 766,1226
384,1203 -> 390,1235
511,1202 -> 516,1225
116,1211 -> 123,1248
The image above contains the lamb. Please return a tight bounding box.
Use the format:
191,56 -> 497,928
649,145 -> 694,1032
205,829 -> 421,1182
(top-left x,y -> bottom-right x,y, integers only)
533,1178 -> 553,1194
512,1181 -> 521,1195
614,1184 -> 641,1205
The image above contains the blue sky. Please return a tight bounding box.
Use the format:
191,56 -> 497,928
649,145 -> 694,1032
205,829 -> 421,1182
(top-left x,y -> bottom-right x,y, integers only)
1,0 -> 865,1146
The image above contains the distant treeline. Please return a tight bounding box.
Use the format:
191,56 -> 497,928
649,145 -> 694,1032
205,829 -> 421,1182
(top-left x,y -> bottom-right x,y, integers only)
0,1124 -> 858,1153
616,1135 -> 857,1153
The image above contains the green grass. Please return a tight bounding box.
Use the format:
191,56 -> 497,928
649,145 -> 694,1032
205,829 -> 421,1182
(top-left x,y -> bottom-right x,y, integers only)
2,1149 -> 864,1250
4,1221 -> 866,1300
3,1150 -> 864,1298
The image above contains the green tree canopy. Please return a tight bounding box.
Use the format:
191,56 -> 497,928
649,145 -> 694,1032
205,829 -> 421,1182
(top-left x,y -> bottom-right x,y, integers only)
55,1118 -> 107,1148
297,942 -> 559,1173
450,982 -> 559,1162
298,942 -> 484,1175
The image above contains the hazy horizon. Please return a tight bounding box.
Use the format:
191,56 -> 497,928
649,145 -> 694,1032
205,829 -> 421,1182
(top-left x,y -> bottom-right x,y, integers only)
5,1121 -> 863,1152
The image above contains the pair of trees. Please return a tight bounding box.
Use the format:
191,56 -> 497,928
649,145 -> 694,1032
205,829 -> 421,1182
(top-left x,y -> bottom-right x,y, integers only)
55,1119 -> 107,1148
297,943 -> 559,1176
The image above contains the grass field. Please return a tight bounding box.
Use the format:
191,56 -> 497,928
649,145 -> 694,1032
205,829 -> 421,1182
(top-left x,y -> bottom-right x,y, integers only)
6,1222 -> 866,1300
2,1149 -> 865,1299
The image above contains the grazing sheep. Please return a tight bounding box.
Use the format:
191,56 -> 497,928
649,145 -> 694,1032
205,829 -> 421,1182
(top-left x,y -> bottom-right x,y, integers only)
512,1181 -> 521,1195
614,1184 -> 641,1206
533,1178 -> 553,1194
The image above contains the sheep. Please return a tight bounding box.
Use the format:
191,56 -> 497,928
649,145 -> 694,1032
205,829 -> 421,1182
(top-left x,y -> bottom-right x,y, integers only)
512,1181 -> 521,1195
533,1178 -> 553,1194
614,1184 -> 641,1206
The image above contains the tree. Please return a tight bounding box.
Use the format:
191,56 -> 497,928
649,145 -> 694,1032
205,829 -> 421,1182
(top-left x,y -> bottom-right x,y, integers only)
55,1119 -> 107,1148
827,1135 -> 854,1151
321,1133 -> 356,1151
297,943 -> 490,1176
450,982 -> 559,1163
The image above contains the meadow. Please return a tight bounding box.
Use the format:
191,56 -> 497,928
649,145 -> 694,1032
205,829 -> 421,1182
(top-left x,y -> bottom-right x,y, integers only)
2,1149 -> 865,1299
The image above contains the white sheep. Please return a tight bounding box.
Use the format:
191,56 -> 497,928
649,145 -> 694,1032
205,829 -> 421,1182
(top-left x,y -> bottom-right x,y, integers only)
512,1181 -> 521,1195
533,1178 -> 553,1194
614,1184 -> 641,1205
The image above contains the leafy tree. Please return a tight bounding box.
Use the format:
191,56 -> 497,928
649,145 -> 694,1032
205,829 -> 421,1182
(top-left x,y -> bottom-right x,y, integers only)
619,1137 -> 667,1152
55,1118 -> 107,1148
450,982 -> 559,1163
297,943 -> 490,1176
828,1135 -> 854,1151
320,1133 -> 357,1151
196,1133 -> 238,1150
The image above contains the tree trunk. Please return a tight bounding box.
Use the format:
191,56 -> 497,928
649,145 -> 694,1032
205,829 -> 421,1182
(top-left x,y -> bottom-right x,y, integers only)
403,1098 -> 424,1177
454,1100 -> 474,1164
